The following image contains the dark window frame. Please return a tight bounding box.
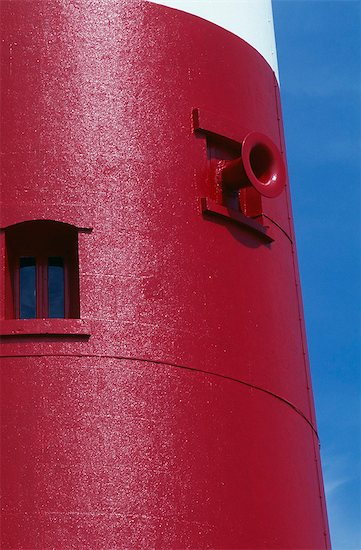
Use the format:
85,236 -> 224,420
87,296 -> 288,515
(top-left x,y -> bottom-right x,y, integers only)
5,221 -> 79,319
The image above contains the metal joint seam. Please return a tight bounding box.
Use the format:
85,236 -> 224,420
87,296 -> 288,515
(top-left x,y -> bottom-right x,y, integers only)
2,351 -> 319,439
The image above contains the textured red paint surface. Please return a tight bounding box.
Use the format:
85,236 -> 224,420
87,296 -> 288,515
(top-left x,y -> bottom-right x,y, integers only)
1,1 -> 330,548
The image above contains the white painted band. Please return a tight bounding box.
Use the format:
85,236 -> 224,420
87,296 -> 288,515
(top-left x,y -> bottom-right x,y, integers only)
147,0 -> 279,80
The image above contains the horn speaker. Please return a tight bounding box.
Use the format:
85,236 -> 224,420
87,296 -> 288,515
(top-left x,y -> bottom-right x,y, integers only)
219,132 -> 286,198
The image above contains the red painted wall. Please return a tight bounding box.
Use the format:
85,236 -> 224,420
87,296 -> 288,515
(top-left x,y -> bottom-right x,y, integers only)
1,1 -> 330,547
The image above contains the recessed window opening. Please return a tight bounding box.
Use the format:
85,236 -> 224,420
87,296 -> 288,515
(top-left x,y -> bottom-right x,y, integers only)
5,221 -> 80,319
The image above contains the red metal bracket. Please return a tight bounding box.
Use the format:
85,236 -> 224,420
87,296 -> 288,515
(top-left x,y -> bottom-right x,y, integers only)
200,198 -> 274,243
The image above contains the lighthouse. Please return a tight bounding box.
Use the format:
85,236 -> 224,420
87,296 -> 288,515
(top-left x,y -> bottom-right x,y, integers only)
1,1 -> 330,547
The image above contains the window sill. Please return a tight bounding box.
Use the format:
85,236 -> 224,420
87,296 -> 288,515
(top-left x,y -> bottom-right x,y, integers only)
0,319 -> 91,337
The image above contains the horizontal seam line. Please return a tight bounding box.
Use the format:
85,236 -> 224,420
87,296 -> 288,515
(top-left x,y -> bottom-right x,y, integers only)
1,352 -> 318,439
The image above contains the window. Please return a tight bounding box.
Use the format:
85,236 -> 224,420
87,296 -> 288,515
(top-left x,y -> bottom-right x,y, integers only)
5,221 -> 80,319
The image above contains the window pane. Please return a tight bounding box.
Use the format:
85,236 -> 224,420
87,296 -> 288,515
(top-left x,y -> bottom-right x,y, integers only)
20,257 -> 36,319
48,257 -> 65,318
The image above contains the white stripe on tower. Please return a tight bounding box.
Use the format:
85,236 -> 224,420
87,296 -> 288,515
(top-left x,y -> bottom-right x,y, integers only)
146,0 -> 279,79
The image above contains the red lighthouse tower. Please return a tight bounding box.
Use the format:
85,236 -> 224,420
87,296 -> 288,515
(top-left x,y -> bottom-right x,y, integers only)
1,1 -> 330,547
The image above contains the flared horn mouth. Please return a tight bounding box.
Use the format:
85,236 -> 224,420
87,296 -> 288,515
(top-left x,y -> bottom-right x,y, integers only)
220,132 -> 286,199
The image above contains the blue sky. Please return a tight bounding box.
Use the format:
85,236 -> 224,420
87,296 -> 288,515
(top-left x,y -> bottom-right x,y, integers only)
273,1 -> 360,547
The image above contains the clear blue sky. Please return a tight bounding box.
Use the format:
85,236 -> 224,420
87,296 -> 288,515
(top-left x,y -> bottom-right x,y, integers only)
273,1 -> 360,547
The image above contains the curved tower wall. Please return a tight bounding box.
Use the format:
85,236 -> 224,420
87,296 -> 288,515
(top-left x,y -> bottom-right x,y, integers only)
1,1 -> 330,548
149,0 -> 279,78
